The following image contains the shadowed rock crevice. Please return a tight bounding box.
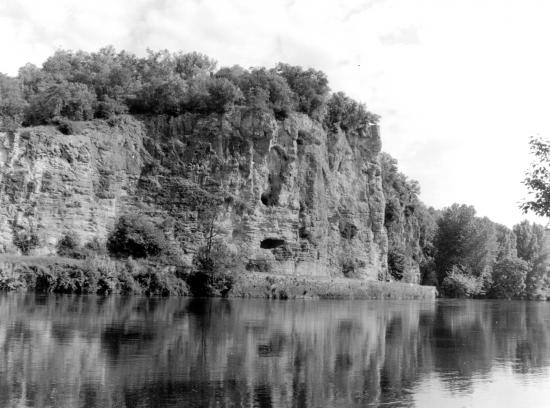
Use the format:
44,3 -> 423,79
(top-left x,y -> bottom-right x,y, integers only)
260,146 -> 290,207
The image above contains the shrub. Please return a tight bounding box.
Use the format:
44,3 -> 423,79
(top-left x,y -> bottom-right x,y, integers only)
107,214 -> 168,258
56,232 -> 84,258
94,95 -> 128,119
441,266 -> 484,298
83,237 -> 107,256
324,91 -> 379,132
188,240 -> 237,297
0,264 -> 29,291
489,257 -> 529,299
50,116 -> 77,135
134,267 -> 188,296
13,230 -> 40,255
388,246 -> 406,280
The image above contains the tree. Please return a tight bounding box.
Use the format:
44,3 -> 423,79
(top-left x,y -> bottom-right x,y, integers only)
173,51 -> 217,79
514,220 -> 550,299
522,137 -> 550,217
324,91 -> 379,132
26,81 -> 96,124
0,74 -> 27,131
132,76 -> 188,115
216,66 -> 295,118
490,257 -> 529,299
514,220 -> 545,262
434,204 -> 497,285
495,224 -> 517,261
188,203 -> 238,297
273,63 -> 330,119
204,77 -> 243,114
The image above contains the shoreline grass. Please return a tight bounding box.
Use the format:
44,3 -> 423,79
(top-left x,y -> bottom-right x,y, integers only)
0,255 -> 436,300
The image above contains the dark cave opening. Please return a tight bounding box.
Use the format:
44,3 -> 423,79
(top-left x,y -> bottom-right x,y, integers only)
260,238 -> 286,249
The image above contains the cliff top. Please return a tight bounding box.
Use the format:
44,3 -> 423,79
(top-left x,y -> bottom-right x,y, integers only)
0,47 -> 379,136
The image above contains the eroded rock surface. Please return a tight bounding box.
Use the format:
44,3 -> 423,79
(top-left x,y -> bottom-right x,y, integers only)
0,110 -> 390,279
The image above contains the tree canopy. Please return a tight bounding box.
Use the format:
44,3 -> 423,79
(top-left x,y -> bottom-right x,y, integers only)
522,137 -> 550,218
0,46 -> 379,131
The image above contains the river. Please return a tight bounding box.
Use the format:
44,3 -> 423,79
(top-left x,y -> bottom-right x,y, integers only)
0,294 -> 549,407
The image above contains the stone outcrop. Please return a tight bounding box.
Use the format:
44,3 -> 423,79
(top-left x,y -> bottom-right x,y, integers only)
0,109 -> 391,279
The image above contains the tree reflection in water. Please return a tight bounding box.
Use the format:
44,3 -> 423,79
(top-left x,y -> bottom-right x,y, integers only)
0,295 -> 550,407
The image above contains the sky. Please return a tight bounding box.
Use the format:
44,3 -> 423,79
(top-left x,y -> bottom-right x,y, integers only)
1,0 -> 548,227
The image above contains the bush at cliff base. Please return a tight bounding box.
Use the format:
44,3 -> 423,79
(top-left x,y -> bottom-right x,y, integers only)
188,241 -> 237,297
107,215 -> 169,258
0,256 -> 188,296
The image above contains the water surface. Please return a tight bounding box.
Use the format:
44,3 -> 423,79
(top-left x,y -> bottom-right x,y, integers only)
1,294 -> 550,407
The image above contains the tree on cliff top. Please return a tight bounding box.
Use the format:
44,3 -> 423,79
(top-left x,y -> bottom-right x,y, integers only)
0,46 -> 380,136
0,74 -> 27,131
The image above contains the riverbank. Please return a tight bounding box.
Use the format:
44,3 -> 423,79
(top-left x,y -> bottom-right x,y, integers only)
0,256 -> 436,300
231,272 -> 436,300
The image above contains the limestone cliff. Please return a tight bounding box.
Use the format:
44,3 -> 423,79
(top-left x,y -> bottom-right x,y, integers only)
0,110 -> 389,279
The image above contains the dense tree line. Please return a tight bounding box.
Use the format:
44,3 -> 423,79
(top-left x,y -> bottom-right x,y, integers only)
424,206 -> 549,299
0,46 -> 379,132
383,153 -> 550,299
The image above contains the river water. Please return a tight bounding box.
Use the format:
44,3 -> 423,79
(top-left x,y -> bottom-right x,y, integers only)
1,294 -> 550,407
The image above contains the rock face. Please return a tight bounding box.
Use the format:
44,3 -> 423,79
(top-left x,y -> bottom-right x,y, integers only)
0,110 -> 390,279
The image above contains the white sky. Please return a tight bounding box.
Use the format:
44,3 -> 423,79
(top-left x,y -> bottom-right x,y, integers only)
1,0 -> 548,227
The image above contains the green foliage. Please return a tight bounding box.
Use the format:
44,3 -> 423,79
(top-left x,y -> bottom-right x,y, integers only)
218,67 -> 295,118
189,240 -> 237,297
513,220 -> 546,263
524,261 -> 550,300
95,95 -> 128,119
2,47 -> 382,130
0,256 -> 189,296
0,74 -> 27,131
380,152 -> 436,285
274,63 -> 330,119
380,153 -> 420,204
56,232 -> 85,259
522,137 -> 550,217
388,246 -> 406,281
107,215 -> 168,258
513,220 -> 550,299
184,76 -> 243,114
133,266 -> 188,296
441,266 -> 484,298
489,257 -> 529,299
324,91 -> 379,132
495,224 -> 517,261
53,117 -> 76,135
172,51 -> 217,79
434,204 -> 497,285
83,238 -> 107,255
25,81 -> 96,124
13,231 -> 40,255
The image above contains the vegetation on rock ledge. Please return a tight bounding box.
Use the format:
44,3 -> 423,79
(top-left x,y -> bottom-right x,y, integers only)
0,46 -> 378,133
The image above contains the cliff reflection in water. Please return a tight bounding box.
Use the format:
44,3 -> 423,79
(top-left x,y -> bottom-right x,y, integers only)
1,295 -> 550,407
